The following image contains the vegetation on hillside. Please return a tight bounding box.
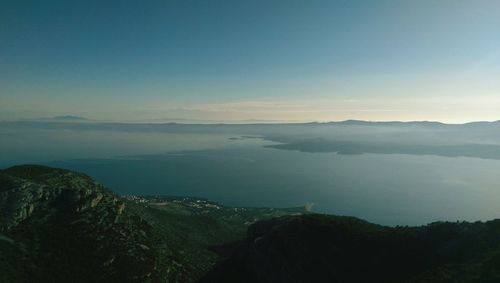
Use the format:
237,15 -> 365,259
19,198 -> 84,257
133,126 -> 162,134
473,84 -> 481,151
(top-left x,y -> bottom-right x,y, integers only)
2,165 -> 500,282
0,165 -> 305,282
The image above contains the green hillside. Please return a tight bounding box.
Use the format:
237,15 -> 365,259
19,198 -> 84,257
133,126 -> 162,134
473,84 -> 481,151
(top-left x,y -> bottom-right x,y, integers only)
2,165 -> 500,282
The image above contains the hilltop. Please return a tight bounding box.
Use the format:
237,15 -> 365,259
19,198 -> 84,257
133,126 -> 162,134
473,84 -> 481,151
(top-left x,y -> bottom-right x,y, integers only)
1,165 -> 500,282
0,165 -> 305,282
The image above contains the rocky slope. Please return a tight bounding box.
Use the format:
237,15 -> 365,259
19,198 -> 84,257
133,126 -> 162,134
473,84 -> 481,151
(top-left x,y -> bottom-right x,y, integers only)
0,165 -> 163,282
0,165 -> 306,282
3,165 -> 500,282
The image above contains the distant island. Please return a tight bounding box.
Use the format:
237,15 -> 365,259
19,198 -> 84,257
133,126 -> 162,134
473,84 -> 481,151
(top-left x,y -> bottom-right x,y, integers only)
3,119 -> 500,162
50,115 -> 89,121
39,115 -> 90,122
14,115 -> 91,122
7,118 -> 500,126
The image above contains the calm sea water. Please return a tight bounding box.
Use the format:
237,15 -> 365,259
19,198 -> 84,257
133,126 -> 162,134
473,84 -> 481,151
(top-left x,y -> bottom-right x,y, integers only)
2,128 -> 500,226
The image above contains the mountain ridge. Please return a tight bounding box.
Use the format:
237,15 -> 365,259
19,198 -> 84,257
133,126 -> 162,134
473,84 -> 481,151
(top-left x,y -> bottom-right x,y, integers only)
4,118 -> 500,127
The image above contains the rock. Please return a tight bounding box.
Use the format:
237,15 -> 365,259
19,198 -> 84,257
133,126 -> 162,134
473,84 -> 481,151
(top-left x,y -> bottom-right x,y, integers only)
0,165 -> 161,282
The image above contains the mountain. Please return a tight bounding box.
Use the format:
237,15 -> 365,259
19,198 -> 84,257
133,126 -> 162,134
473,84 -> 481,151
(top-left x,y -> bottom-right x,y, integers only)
203,215 -> 500,283
11,115 -> 91,123
2,165 -> 500,282
35,115 -> 91,123
333,119 -> 447,127
0,165 -> 305,282
0,165 -> 162,282
49,115 -> 89,121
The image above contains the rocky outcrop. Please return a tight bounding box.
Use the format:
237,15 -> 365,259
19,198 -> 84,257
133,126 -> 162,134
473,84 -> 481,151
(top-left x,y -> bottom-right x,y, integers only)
0,165 -> 310,283
0,165 -> 113,230
0,165 -> 160,283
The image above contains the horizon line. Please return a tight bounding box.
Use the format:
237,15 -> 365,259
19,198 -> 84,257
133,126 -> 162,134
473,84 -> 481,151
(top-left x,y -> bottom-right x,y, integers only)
4,117 -> 500,126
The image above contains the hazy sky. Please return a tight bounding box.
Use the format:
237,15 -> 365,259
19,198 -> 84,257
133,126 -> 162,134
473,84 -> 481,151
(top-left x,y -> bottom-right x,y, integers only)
1,0 -> 500,122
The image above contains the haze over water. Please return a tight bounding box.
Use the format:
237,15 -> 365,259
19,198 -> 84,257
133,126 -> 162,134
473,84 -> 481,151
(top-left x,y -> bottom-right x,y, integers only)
2,1 -> 500,227
2,122 -> 500,226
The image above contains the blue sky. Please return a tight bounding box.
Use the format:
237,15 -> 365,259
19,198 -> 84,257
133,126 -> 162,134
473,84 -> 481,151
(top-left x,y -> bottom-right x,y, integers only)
1,0 -> 500,122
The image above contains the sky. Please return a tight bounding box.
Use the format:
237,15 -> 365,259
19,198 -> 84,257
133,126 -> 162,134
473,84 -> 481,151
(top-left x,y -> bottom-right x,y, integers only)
1,0 -> 500,123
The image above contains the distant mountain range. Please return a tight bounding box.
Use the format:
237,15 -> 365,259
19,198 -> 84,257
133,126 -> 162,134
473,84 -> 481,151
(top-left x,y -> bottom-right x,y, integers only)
6,117 -> 500,126
4,118 -> 500,161
49,115 -> 89,121
332,119 -> 500,127
1,165 -> 500,282
17,115 -> 91,122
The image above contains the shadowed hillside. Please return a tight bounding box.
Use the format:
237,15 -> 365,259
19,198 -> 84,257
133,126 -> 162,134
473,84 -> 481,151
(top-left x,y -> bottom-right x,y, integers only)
2,165 -> 500,282
203,215 -> 500,283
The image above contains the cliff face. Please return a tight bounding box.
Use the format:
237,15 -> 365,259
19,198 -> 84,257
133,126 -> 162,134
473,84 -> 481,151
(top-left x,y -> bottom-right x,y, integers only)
0,165 -> 159,283
0,166 -> 110,229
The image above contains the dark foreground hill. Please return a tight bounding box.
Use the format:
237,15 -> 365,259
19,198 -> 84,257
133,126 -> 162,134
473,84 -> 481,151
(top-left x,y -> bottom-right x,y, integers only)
204,215 -> 500,283
1,165 -> 500,282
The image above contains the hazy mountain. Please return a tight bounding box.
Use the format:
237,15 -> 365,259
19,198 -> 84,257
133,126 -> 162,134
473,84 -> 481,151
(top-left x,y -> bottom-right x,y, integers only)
49,115 -> 89,121
15,115 -> 91,123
